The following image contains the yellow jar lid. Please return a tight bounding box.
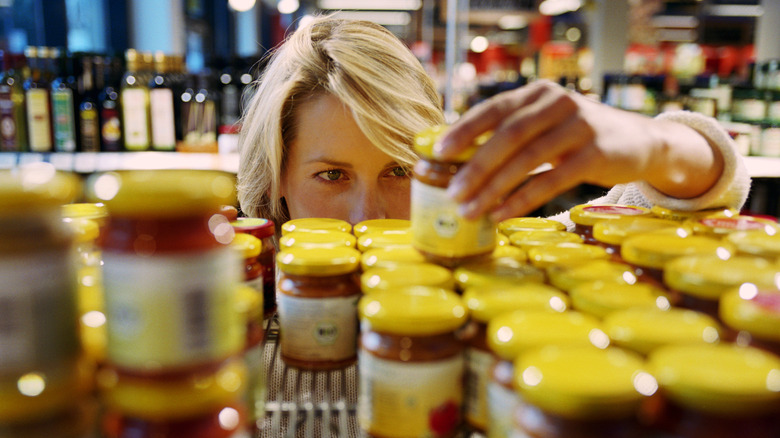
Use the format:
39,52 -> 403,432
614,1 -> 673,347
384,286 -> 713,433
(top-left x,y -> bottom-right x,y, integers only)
491,244 -> 527,262
691,216 -> 779,238
279,230 -> 356,250
360,246 -> 426,271
463,283 -> 569,323
280,217 -> 352,235
592,216 -> 685,246
358,286 -> 468,336
357,230 -> 412,252
0,168 -> 80,212
87,170 -> 235,217
650,206 -> 738,222
726,229 -> 780,259
548,260 -> 637,293
498,217 -> 566,234
527,242 -> 609,270
508,230 -> 582,250
230,232 -> 262,258
487,310 -> 605,360
620,233 -> 733,269
569,204 -> 651,227
604,308 -> 720,355
496,232 -> 510,246
648,344 -> 780,415
62,217 -> 100,244
720,285 -> 780,342
453,256 -> 544,289
276,247 -> 360,276
361,263 -> 454,293
413,124 -> 489,162
61,202 -> 108,223
98,359 -> 247,421
353,219 -> 411,237
569,281 -> 670,319
664,255 -> 777,300
515,346 -> 649,419
235,285 -> 263,323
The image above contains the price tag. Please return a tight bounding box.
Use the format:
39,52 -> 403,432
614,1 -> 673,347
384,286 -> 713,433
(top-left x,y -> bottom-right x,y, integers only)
73,152 -> 99,173
49,153 -> 75,171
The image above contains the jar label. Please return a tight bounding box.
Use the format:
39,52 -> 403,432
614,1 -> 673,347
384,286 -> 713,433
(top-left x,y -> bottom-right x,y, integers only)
487,380 -> 522,438
583,205 -> 645,215
102,248 -> 243,370
465,347 -> 495,430
277,293 -> 359,362
0,249 -> 79,371
411,180 -> 495,258
358,350 -> 463,437
753,292 -> 780,314
699,217 -> 766,231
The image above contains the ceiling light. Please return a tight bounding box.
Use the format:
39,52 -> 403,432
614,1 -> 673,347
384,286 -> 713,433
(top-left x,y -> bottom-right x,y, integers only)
470,36 -> 489,53
277,0 -> 299,14
332,11 -> 411,26
498,15 -> 528,30
228,0 -> 256,12
539,0 -> 582,16
318,0 -> 422,10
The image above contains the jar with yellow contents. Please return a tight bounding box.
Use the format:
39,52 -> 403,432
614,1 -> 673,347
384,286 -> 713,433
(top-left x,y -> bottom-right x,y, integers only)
664,255 -> 778,322
411,125 -> 495,268
569,204 -> 651,245
648,344 -> 780,438
460,285 -> 569,432
360,263 -> 454,294
485,310 -> 605,438
720,285 -> 780,356
357,286 -> 468,438
89,170 -> 245,376
353,218 -> 410,238
230,218 -> 277,318
276,246 -> 361,370
513,346 -> 654,438
61,202 -> 109,244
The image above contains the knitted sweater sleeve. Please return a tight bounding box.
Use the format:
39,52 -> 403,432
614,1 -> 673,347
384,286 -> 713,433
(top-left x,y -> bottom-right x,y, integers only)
549,111 -> 751,231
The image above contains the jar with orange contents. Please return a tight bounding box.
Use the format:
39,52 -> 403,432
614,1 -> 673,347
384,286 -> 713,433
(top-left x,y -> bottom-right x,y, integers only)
230,217 -> 277,317
230,233 -> 263,308
411,125 -> 495,268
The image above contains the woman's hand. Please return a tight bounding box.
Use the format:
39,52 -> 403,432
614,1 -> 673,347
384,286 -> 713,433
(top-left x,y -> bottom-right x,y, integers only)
435,80 -> 723,221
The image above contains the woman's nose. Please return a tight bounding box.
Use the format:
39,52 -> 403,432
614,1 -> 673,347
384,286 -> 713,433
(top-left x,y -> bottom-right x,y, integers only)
349,188 -> 386,224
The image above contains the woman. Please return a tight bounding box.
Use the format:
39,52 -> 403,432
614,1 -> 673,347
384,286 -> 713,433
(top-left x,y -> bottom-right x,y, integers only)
237,15 -> 750,229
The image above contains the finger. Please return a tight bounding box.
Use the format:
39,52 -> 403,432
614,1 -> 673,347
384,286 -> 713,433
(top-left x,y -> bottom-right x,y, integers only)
488,146 -> 597,222
447,87 -> 580,203
434,81 -> 551,158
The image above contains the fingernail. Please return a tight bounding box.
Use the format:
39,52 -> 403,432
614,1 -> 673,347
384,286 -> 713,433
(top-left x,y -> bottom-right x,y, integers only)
433,138 -> 450,156
458,200 -> 479,219
446,179 -> 463,200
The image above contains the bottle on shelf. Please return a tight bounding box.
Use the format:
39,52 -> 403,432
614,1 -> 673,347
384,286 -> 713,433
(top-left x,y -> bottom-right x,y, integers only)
148,52 -> 177,151
121,49 -> 151,151
50,49 -> 79,152
0,51 -> 29,152
98,55 -> 124,152
23,46 -> 54,152
78,54 -> 101,152
219,58 -> 240,130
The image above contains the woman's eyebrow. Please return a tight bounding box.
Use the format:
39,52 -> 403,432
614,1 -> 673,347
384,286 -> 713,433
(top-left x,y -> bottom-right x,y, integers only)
304,157 -> 355,168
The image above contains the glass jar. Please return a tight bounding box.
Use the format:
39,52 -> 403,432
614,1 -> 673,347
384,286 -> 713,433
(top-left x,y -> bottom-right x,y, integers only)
61,202 -> 109,245
235,286 -> 264,432
498,217 -> 566,234
527,242 -> 610,270
360,246 -> 426,271
491,244 -> 527,262
664,255 -> 777,322
276,246 -> 361,370
357,286 -> 468,438
569,204 -> 651,245
452,256 -> 545,291
486,310 -> 604,438
356,230 -> 412,252
620,233 -> 733,291
720,285 -> 780,356
603,308 -> 720,356
592,216 -> 686,260
513,346 -> 652,438
726,229 -> 780,260
650,206 -> 738,222
648,344 -> 780,438
353,218 -> 411,238
410,125 -> 495,268
230,218 -> 276,318
461,285 -> 569,432
77,264 -> 107,366
62,217 -> 102,269
547,259 -> 637,293
278,230 -> 357,250
690,215 -> 779,239
90,170 -> 244,375
508,230 -> 582,251
280,217 -> 351,235
230,233 -> 263,306
569,281 -> 671,319
360,263 -> 454,294
0,168 -> 84,426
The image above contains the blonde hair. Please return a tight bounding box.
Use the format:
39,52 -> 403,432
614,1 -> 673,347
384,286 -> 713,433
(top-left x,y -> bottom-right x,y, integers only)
237,16 -> 444,226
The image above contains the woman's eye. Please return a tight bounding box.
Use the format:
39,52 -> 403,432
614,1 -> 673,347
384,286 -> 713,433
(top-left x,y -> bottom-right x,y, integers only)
389,167 -> 408,177
317,169 -> 343,181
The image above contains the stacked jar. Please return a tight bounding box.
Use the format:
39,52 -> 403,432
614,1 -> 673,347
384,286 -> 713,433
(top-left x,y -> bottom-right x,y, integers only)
89,170 -> 249,438
0,167 -> 96,438
230,217 -> 277,318
569,204 -> 652,245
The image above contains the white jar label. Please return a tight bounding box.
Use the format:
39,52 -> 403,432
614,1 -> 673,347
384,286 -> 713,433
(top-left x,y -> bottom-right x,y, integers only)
487,379 -> 522,438
465,347 -> 495,430
359,350 -> 464,437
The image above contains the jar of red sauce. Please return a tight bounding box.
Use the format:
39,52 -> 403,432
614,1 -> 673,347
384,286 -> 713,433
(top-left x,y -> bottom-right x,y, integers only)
230,217 -> 276,317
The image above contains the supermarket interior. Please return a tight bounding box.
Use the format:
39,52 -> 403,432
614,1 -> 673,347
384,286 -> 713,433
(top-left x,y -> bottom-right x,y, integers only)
1,1 -> 780,437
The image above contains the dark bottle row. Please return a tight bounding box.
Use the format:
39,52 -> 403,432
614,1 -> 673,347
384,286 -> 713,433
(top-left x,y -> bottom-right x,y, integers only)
0,48 -> 258,154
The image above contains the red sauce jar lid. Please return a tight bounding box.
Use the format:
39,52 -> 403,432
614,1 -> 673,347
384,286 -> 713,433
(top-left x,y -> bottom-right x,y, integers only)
230,217 -> 275,239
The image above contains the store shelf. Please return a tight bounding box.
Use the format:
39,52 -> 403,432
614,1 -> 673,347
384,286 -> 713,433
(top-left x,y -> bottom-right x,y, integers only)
0,152 -> 240,174
744,156 -> 780,178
